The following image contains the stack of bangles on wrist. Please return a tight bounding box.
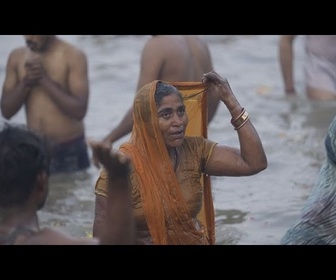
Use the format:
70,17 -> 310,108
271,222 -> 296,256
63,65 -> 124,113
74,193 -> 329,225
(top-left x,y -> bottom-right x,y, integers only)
230,108 -> 250,130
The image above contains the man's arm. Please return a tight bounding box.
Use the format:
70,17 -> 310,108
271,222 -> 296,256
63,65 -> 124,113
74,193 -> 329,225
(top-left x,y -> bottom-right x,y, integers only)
92,37 -> 163,168
101,107 -> 134,146
279,35 -> 297,95
1,50 -> 32,119
103,38 -> 163,143
89,140 -> 135,244
93,193 -> 107,238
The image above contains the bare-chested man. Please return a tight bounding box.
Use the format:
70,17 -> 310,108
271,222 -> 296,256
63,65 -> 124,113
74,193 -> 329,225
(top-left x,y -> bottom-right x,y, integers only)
92,35 -> 220,168
1,35 -> 91,175
279,35 -> 336,101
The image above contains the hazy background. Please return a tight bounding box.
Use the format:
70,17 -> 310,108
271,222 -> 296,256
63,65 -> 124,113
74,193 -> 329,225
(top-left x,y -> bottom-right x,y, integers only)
1,35 -> 334,244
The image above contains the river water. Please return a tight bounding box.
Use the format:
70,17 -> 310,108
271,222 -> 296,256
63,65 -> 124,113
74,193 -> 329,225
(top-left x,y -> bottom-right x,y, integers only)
1,35 -> 335,245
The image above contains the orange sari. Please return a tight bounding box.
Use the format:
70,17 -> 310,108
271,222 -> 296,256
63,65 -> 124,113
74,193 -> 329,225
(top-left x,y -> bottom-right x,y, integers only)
169,81 -> 215,244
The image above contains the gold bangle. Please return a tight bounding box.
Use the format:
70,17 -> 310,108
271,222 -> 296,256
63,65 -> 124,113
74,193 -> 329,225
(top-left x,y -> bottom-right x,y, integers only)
232,110 -> 249,128
231,108 -> 245,125
234,114 -> 250,130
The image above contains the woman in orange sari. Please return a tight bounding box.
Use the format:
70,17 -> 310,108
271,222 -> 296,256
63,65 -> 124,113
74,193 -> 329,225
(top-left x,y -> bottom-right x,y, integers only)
92,71 -> 267,245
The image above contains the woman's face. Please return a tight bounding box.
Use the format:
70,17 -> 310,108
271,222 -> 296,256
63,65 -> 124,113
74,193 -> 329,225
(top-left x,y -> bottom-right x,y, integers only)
157,93 -> 188,149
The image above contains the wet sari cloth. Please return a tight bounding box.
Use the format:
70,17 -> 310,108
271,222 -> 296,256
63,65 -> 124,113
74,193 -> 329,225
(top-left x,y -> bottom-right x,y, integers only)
118,81 -> 215,245
169,81 -> 215,244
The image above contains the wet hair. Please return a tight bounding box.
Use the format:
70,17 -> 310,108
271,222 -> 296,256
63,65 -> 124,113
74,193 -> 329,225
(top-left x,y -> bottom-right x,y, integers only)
154,81 -> 183,107
0,123 -> 50,208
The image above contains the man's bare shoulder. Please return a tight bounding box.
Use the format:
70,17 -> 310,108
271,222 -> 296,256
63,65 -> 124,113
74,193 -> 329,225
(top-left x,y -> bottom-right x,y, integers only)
144,35 -> 183,49
7,47 -> 28,64
190,35 -> 210,48
143,36 -> 164,50
149,35 -> 188,43
145,35 -> 208,52
57,38 -> 87,61
151,35 -> 207,43
142,36 -> 181,61
279,35 -> 297,43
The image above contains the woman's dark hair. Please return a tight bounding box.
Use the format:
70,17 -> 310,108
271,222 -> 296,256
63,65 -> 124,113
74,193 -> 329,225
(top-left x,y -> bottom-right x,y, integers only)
154,81 -> 183,107
0,123 -> 50,208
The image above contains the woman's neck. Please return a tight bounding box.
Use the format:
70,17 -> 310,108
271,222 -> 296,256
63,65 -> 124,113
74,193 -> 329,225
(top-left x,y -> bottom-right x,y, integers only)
168,147 -> 179,171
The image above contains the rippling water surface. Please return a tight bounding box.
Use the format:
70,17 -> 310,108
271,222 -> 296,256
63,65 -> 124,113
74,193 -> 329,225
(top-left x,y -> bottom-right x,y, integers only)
1,35 -> 335,244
